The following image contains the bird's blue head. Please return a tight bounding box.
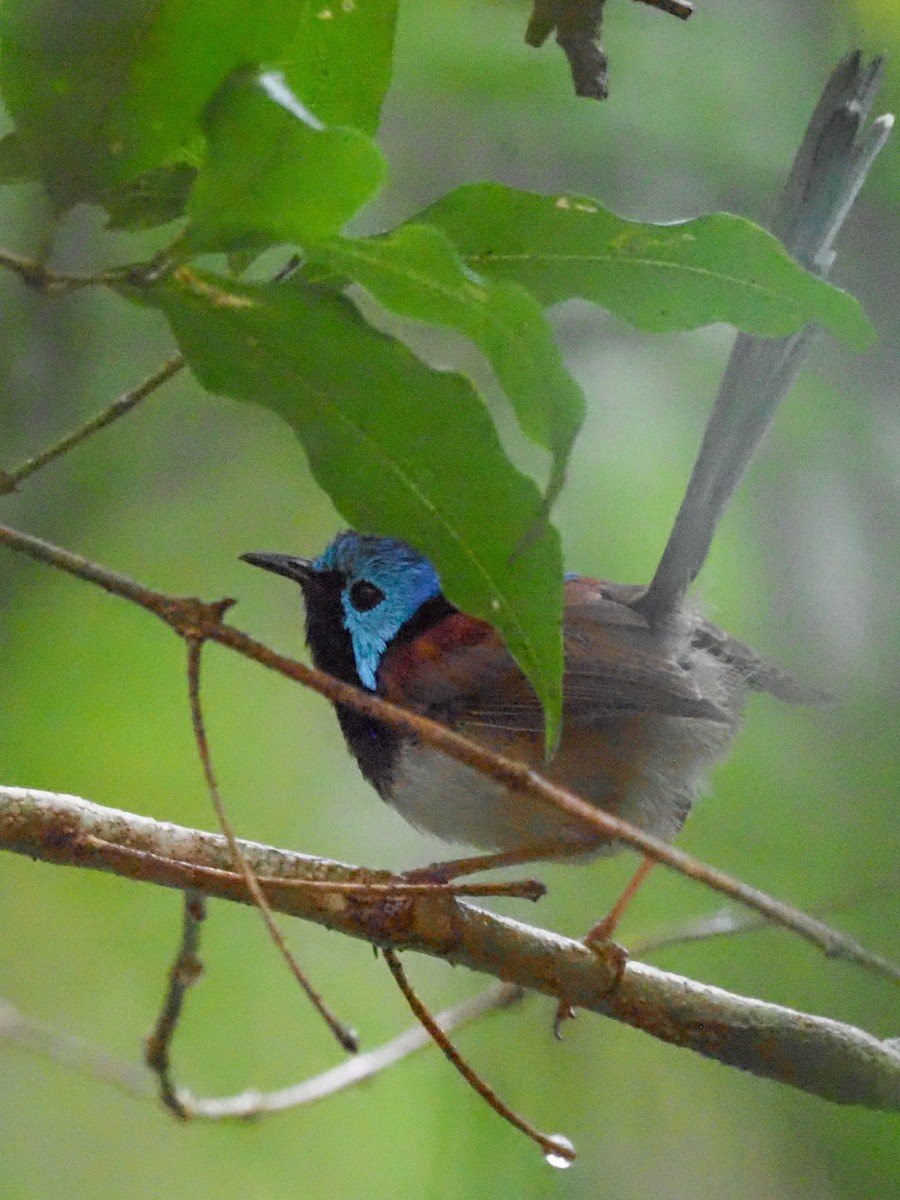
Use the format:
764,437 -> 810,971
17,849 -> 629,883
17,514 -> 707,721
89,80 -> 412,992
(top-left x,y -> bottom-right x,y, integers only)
241,532 -> 444,690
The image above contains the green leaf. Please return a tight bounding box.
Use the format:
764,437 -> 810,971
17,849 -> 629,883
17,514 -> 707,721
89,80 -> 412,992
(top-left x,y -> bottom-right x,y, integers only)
130,267 -> 564,744
184,71 -> 385,254
283,0 -> 398,135
312,225 -> 586,509
0,131 -> 29,184
415,184 -> 875,350
104,163 -> 198,231
0,0 -> 397,213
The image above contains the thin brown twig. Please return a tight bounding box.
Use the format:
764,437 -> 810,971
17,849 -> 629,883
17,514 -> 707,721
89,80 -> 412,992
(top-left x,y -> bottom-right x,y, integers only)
245,885 -> 894,1119
259,877 -> 545,900
248,894 -> 863,1119
383,949 -> 575,1165
144,889 -> 206,1117
9,885 -> 893,1119
0,521 -> 896,984
76,831 -> 545,902
184,637 -> 359,1053
0,355 -> 185,495
0,239 -> 312,497
5,815 -> 895,1118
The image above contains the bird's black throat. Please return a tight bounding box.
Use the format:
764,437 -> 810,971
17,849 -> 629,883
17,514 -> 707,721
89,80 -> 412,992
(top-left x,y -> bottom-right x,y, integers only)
301,573 -> 454,795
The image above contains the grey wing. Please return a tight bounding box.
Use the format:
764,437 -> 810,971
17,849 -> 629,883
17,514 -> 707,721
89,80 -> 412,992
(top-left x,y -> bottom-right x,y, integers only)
463,585 -> 732,735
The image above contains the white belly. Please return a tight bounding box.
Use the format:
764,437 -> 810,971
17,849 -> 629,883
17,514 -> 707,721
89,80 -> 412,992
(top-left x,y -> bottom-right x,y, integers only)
386,710 -> 739,857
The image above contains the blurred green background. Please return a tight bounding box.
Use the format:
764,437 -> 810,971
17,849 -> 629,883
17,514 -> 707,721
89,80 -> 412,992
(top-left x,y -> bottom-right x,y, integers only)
1,1 -> 897,1197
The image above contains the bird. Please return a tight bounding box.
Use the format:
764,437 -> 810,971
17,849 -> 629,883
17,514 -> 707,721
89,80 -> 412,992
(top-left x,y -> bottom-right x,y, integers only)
240,532 -> 817,938
241,55 -> 888,941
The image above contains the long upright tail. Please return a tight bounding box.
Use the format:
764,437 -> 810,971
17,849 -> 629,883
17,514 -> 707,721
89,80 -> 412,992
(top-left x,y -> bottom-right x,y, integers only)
636,53 -> 893,628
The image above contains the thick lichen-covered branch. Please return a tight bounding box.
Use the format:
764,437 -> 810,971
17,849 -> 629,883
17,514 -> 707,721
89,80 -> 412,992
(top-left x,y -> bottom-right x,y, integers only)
2,786 -> 898,1111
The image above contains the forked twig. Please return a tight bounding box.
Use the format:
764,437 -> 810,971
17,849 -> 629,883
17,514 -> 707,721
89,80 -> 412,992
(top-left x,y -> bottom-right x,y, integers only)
1,981 -> 525,1116
185,637 -> 359,1053
383,949 -> 575,1166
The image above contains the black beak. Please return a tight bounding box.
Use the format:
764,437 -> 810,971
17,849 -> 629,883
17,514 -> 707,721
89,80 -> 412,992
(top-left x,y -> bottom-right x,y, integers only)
240,551 -> 313,586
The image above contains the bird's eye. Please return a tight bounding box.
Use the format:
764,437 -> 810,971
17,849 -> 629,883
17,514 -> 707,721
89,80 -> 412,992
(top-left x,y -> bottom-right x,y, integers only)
348,579 -> 385,612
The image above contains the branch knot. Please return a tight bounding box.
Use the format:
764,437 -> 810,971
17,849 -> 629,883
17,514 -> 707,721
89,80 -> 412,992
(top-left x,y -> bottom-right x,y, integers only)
154,595 -> 236,642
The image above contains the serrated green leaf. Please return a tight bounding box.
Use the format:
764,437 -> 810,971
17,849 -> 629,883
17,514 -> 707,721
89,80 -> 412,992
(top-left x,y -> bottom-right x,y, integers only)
128,267 -> 564,745
104,163 -> 197,231
415,184 -> 875,350
312,225 -> 586,509
0,0 -> 396,214
184,71 -> 385,254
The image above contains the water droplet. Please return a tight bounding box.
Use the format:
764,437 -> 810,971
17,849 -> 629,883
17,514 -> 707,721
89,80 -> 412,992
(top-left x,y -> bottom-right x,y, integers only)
543,1134 -> 575,1169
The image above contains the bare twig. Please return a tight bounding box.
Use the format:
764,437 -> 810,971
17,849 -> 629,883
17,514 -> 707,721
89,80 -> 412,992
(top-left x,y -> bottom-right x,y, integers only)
384,949 -> 575,1165
0,236 -> 327,498
144,889 -> 206,1117
0,997 -> 154,1099
630,880 -> 899,958
0,355 -> 185,495
266,877 -> 545,900
78,833 -> 544,903
179,984 -> 525,1119
0,521 -> 895,984
3,788 -> 899,1111
9,885 -> 893,1118
1,983 -> 525,1118
185,638 -> 358,1053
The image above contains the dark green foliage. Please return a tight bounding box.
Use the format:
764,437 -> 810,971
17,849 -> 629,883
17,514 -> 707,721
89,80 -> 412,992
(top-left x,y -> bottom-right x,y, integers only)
0,0 -> 875,735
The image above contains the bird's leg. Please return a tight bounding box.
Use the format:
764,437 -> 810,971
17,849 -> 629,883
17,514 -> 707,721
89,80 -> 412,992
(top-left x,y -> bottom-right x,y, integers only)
584,854 -> 657,945
402,838 -> 590,885
553,855 -> 655,1035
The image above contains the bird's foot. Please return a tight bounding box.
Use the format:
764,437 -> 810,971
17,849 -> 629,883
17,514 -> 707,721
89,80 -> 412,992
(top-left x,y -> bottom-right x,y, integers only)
553,935 -> 627,1037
